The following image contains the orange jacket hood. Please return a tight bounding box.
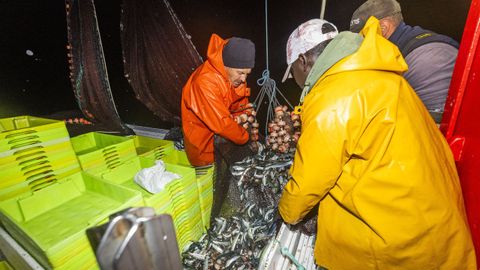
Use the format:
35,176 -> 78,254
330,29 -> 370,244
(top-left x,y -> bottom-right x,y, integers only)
206,34 -> 229,80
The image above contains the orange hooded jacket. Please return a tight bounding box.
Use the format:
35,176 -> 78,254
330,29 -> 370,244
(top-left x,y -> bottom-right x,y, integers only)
181,34 -> 250,167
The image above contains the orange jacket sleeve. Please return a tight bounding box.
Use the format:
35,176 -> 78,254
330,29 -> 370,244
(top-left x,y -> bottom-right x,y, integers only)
230,95 -> 250,117
187,77 -> 249,145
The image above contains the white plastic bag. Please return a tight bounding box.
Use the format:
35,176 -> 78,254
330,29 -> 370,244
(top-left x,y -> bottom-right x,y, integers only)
134,160 -> 181,193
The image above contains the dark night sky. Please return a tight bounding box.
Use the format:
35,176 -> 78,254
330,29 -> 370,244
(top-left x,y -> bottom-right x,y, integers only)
0,0 -> 470,128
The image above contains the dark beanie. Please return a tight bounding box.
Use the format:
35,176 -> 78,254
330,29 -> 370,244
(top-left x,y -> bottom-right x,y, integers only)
222,37 -> 255,69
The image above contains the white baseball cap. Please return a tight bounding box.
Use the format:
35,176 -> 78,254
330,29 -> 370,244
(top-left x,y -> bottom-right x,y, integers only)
282,19 -> 338,82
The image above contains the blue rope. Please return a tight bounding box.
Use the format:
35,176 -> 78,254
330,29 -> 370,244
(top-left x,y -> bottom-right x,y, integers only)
264,0 -> 269,71
256,70 -> 274,89
254,0 -> 293,138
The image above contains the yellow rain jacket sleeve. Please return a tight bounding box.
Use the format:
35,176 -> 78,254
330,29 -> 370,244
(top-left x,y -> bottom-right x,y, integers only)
279,17 -> 476,269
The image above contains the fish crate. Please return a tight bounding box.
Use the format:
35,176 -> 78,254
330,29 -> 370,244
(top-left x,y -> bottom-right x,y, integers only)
98,156 -> 203,251
0,138 -> 75,166
0,261 -> 12,270
258,223 -> 318,270
0,116 -> 81,200
161,149 -> 192,167
195,167 -> 214,229
71,132 -> 137,174
161,149 -> 214,230
130,135 -> 175,161
0,116 -> 69,153
0,150 -> 80,189
0,152 -> 81,201
0,171 -> 142,270
0,138 -> 81,201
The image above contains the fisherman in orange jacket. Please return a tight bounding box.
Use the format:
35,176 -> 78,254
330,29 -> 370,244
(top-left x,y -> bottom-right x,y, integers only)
181,34 -> 255,167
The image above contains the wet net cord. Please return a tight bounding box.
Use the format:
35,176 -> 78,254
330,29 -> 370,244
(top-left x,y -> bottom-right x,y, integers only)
254,0 -> 293,139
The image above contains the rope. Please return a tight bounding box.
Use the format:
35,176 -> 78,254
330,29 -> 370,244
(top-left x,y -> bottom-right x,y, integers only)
320,0 -> 327,19
254,0 -> 293,138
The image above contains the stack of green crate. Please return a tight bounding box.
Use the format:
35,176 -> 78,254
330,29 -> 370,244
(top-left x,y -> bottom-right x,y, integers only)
0,172 -> 142,269
165,164 -> 204,250
99,156 -> 203,251
195,166 -> 214,229
162,149 -> 214,230
70,132 -> 137,174
0,117 -> 145,269
0,116 -> 80,201
129,136 -> 211,243
130,135 -> 175,161
161,149 -> 192,167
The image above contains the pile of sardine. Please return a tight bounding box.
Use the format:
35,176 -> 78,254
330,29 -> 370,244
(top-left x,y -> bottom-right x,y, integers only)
231,150 -> 293,206
182,149 -> 293,269
182,202 -> 276,269
266,105 -> 301,153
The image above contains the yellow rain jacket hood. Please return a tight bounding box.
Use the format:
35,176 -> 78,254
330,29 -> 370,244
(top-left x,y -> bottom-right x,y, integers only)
279,17 -> 476,269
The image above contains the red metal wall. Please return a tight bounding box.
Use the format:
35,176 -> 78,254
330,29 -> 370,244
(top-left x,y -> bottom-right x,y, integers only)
441,0 -> 480,266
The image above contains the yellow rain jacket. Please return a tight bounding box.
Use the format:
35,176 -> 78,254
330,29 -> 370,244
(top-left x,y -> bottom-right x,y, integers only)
279,18 -> 476,269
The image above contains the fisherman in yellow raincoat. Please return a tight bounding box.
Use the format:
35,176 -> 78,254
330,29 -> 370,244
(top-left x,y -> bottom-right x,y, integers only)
279,17 -> 477,269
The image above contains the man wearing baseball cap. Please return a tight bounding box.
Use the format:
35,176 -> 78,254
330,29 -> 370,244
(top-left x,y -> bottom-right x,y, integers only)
350,0 -> 459,123
278,18 -> 476,269
181,34 -> 255,167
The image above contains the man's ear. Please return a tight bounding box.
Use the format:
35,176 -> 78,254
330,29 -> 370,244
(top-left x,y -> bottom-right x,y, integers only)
298,54 -> 309,73
379,19 -> 394,38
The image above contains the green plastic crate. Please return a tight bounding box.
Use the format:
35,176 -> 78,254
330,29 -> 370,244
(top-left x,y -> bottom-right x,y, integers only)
71,132 -> 136,173
0,171 -> 142,269
0,138 -> 74,166
130,135 -> 175,161
98,156 -> 203,251
0,163 -> 82,202
161,149 -> 192,167
0,143 -> 81,201
0,116 -> 69,153
196,167 -> 214,229
0,261 -> 13,270
0,150 -> 80,189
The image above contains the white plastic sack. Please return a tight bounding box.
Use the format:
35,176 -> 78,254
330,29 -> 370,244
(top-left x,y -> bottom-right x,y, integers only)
134,160 -> 181,194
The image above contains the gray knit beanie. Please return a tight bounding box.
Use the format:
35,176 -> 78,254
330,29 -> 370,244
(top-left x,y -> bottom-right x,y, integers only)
222,37 -> 255,68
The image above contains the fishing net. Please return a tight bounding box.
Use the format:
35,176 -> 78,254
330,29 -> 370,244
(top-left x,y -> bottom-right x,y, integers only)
212,134 -> 295,218
65,0 -> 130,133
212,136 -> 257,219
120,0 -> 203,125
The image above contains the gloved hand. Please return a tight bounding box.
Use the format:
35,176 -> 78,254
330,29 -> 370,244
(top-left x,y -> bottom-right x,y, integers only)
291,204 -> 318,236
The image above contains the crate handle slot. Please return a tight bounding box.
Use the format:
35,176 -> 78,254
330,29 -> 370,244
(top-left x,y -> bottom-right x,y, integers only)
9,140 -> 42,150
107,161 -> 122,169
13,145 -> 44,155
29,176 -> 57,191
24,166 -> 53,179
16,151 -> 47,162
4,129 -> 37,139
103,152 -> 118,159
7,134 -> 40,144
18,156 -> 48,166
154,153 -> 166,160
104,152 -> 120,160
27,173 -> 56,185
102,146 -> 117,154
105,156 -> 120,165
19,159 -> 49,171
153,147 -> 169,159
